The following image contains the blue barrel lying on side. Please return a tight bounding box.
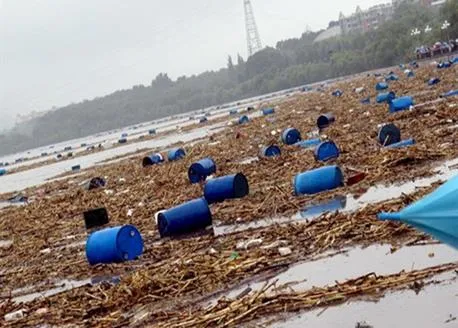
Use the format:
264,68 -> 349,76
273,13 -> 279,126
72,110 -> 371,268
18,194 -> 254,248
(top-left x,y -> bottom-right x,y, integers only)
314,141 -> 340,162
385,74 -> 399,81
281,128 -> 302,145
204,173 -> 249,204
296,138 -> 321,149
158,198 -> 212,238
86,225 -> 143,265
376,91 -> 396,104
143,153 -> 164,167
442,90 -> 458,98
260,145 -> 281,157
148,129 -> 156,135
188,158 -> 216,184
0,168 -> 6,176
262,108 -> 275,115
428,77 -> 440,86
375,82 -> 388,91
317,113 -> 335,129
238,115 -> 249,125
389,96 -> 414,113
378,123 -> 401,146
385,138 -> 416,149
168,148 -> 186,161
294,165 -> 344,196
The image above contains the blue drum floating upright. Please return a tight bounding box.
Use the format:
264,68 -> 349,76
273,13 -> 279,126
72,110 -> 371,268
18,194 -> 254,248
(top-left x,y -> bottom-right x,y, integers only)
281,128 -> 302,145
378,123 -> 401,146
260,145 -> 281,157
314,141 -> 340,162
168,148 -> 186,161
86,225 -> 143,265
0,168 -> 6,176
294,165 -> 344,196
204,173 -> 249,204
317,113 -> 335,130
143,153 -> 164,167
188,158 -> 216,184
158,198 -> 212,238
238,115 -> 249,125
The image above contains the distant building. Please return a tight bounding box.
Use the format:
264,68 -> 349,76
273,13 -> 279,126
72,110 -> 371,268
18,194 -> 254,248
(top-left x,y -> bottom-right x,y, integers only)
339,3 -> 394,35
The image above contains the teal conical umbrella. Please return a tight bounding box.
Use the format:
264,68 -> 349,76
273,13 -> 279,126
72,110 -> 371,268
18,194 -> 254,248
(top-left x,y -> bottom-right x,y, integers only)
377,175 -> 458,249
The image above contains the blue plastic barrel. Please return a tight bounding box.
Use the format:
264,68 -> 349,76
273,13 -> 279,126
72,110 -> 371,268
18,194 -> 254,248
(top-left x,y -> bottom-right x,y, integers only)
71,165 -> 81,171
360,97 -> 371,104
314,141 -> 340,162
204,173 -> 249,204
188,158 -> 216,184
0,168 -> 6,176
442,90 -> 458,97
389,96 -> 414,113
376,91 -> 396,104
332,90 -> 343,97
168,148 -> 186,161
385,74 -> 399,81
375,82 -> 388,91
238,115 -> 249,124
260,145 -> 281,157
296,138 -> 321,148
148,129 -> 156,135
428,78 -> 440,86
86,225 -> 144,265
118,138 -> 127,144
158,198 -> 212,238
142,153 -> 164,167
407,70 -> 415,78
199,117 -> 208,123
294,165 -> 344,195
317,113 -> 335,129
378,123 -> 401,146
281,128 -> 302,145
386,138 -> 416,149
262,108 -> 275,115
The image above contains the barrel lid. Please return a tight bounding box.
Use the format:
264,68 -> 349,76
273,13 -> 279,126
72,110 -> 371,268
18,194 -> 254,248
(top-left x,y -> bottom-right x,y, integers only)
116,225 -> 143,261
378,123 -> 401,146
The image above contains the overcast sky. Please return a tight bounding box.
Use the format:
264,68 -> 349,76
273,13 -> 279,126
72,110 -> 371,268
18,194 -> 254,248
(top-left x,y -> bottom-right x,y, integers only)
0,0 -> 386,129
